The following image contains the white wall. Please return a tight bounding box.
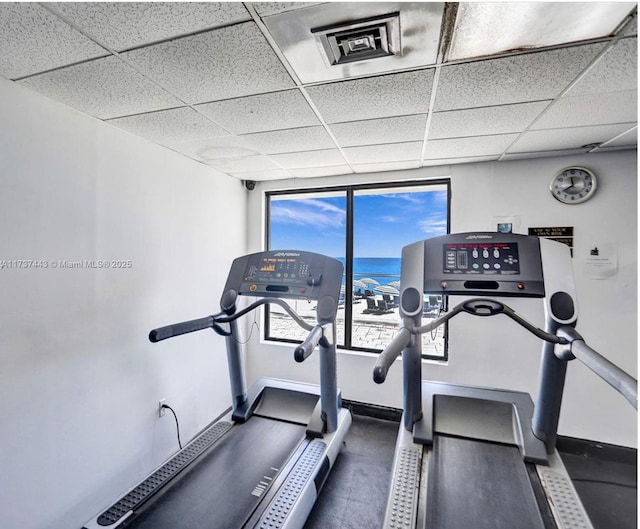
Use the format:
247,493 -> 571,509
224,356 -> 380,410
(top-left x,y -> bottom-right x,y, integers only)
0,78 -> 247,529
245,151 -> 637,448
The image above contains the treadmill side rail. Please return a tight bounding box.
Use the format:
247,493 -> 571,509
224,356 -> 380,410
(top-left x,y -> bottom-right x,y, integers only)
381,420 -> 422,529
81,419 -> 233,529
537,451 -> 594,529
248,408 -> 352,529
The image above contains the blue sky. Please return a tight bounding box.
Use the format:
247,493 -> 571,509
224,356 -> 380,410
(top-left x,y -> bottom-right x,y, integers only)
270,188 -> 448,258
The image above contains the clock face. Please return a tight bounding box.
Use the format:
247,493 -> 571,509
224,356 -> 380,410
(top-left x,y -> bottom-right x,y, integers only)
550,167 -> 597,204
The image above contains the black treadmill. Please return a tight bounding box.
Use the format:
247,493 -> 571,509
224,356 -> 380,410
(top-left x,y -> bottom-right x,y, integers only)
373,232 -> 637,529
82,250 -> 352,529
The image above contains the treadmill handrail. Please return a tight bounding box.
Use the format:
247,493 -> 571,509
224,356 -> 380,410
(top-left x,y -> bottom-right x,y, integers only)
149,315 -> 216,342
216,298 -> 314,331
294,324 -> 325,362
149,298 -> 314,343
373,297 -> 638,410
373,327 -> 412,384
414,299 -> 568,344
557,326 -> 638,409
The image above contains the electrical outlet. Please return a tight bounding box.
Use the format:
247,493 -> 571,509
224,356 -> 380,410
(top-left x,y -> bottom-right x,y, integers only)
158,399 -> 166,417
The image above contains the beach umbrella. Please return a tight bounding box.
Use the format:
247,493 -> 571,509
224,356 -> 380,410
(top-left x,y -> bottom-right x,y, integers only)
387,280 -> 400,289
374,285 -> 400,295
353,280 -> 368,290
360,278 -> 380,286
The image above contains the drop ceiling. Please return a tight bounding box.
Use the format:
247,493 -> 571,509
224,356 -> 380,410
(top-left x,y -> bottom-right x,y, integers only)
0,2 -> 637,181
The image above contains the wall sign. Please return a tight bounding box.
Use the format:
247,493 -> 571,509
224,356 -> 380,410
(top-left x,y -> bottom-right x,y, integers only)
582,243 -> 618,279
528,226 -> 574,256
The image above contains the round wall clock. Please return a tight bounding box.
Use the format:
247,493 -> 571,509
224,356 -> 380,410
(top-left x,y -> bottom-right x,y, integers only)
549,166 -> 597,204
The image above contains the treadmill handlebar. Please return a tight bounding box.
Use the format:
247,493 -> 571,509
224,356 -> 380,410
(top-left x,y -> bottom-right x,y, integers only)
557,327 -> 638,409
149,299 -> 315,343
294,324 -> 324,362
149,316 -> 215,342
373,327 -> 412,383
372,296 -> 637,409
412,298 -> 567,345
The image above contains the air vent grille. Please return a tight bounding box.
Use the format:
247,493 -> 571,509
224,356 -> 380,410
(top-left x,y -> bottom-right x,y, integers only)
312,12 -> 401,66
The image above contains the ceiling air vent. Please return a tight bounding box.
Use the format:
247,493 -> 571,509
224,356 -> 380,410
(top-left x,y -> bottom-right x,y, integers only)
311,12 -> 401,66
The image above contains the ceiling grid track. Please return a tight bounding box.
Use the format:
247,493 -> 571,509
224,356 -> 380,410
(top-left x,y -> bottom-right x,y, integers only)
497,11 -> 638,161
244,2 -> 358,177
38,2 -> 240,139
0,2 -> 632,181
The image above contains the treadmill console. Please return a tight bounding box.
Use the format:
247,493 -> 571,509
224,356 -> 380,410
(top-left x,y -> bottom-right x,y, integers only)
224,250 -> 343,301
423,233 -> 545,297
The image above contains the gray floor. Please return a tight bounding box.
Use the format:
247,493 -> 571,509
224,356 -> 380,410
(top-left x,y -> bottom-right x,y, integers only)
305,413 -> 637,529
560,445 -> 637,529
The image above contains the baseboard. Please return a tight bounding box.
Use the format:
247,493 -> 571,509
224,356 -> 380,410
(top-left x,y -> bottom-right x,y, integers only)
342,399 -> 402,422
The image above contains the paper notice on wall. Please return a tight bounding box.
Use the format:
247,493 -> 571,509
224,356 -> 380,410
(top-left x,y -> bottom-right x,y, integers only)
492,216 -> 520,233
582,243 -> 618,279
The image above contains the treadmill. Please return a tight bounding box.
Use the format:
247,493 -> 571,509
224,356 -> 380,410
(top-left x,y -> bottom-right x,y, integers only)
373,232 -> 637,529
82,250 -> 352,529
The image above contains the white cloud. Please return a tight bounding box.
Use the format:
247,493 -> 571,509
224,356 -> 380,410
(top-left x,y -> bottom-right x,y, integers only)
380,193 -> 424,205
418,216 -> 448,237
271,199 -> 345,228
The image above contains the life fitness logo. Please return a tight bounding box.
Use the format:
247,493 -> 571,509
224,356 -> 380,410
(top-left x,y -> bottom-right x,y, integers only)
465,235 -> 494,240
272,251 -> 301,257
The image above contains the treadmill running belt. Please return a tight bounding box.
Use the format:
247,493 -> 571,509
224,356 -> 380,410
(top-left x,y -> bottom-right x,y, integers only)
123,417 -> 306,529
425,436 -> 548,529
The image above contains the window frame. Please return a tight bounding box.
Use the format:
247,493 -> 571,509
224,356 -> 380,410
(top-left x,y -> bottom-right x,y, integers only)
265,178 -> 451,360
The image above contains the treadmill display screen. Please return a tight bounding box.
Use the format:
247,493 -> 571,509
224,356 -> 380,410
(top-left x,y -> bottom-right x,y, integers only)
443,242 -> 520,275
244,254 -> 310,287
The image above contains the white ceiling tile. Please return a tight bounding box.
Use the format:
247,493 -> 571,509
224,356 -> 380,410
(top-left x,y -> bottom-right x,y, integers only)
263,2 -> 444,83
122,22 -> 294,104
252,2 -> 325,17
508,123 -> 633,153
228,168 -> 293,181
0,3 -> 106,79
429,101 -> 550,139
196,90 -> 320,134
352,160 -> 421,173
435,43 -> 606,111
51,2 -> 250,51
567,37 -> 637,96
343,142 -> 423,164
241,126 -> 336,154
206,155 -> 280,173
306,70 -> 434,124
18,56 -> 181,119
602,126 -> 637,147
168,135 -> 259,162
531,90 -> 637,129
108,107 -> 229,145
269,149 -> 346,168
288,165 -> 353,178
449,2 -> 633,61
329,114 -> 427,148
424,134 -> 518,159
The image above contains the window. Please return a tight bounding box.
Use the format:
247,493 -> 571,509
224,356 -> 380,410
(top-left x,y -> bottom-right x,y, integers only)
266,180 -> 450,359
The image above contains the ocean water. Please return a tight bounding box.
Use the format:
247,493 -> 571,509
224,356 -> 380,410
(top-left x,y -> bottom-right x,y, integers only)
337,257 -> 401,288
